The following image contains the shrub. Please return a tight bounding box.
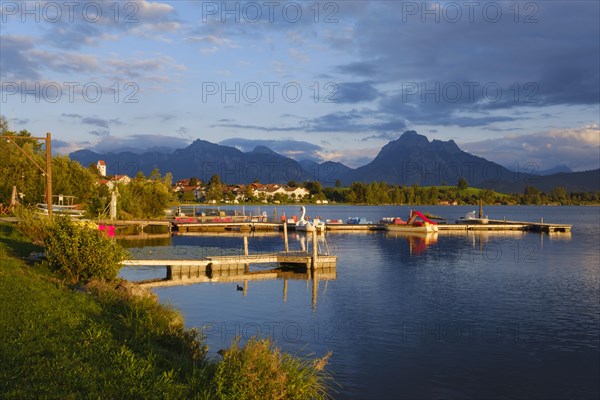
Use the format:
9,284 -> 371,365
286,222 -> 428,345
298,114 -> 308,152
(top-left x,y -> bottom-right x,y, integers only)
14,206 -> 53,245
44,217 -> 128,283
211,337 -> 333,400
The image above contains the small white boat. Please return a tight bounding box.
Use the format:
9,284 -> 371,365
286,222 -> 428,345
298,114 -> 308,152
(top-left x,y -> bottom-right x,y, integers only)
36,203 -> 85,217
455,211 -> 489,224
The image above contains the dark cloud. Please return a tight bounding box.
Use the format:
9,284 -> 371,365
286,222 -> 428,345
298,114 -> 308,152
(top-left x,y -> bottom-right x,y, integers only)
352,2 -> 599,109
81,117 -> 123,129
336,61 -> 378,77
334,81 -> 380,104
89,129 -> 110,137
10,117 -> 30,125
61,113 -> 83,119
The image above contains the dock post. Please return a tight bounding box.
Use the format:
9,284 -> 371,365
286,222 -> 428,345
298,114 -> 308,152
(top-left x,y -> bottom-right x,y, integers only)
283,278 -> 288,302
311,229 -> 318,270
312,274 -> 318,311
243,236 -> 249,256
283,221 -> 289,252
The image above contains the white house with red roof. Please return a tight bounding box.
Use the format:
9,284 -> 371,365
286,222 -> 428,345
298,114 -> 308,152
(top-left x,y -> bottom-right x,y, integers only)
96,160 -> 107,177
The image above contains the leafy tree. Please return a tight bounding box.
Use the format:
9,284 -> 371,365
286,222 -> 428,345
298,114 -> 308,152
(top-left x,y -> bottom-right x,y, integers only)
52,155 -> 96,205
0,122 -> 46,205
206,174 -> 223,202
118,170 -> 175,218
550,186 -> 568,204
457,177 -> 469,191
335,179 -> 342,188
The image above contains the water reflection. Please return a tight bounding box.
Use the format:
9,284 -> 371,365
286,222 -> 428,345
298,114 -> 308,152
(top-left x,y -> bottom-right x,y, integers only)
385,232 -> 438,255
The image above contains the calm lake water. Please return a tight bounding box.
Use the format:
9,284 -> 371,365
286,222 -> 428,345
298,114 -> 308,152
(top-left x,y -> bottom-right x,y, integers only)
121,206 -> 600,399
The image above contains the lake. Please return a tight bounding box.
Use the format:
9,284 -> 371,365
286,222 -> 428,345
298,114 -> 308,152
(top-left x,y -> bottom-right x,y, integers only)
121,205 -> 600,399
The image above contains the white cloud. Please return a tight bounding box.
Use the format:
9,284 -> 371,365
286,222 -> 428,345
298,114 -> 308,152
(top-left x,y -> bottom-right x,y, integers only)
462,125 -> 600,171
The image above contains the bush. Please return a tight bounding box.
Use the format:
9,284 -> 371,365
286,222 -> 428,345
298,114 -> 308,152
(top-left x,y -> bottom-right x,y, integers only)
44,217 -> 128,283
14,206 -> 53,245
211,337 -> 333,400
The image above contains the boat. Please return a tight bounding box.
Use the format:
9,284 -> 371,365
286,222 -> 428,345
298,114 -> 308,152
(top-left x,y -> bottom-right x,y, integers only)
36,203 -> 85,217
455,211 -> 489,224
295,206 -> 325,233
383,210 -> 439,233
346,217 -> 372,224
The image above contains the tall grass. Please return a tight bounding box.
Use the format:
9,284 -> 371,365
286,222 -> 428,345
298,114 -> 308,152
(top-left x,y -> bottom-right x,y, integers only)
209,337 -> 334,400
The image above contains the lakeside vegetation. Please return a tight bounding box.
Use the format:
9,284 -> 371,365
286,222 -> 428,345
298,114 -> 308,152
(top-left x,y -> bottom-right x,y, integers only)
0,216 -> 334,399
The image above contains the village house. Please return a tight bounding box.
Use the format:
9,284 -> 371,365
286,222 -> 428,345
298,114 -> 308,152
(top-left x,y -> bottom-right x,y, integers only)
251,184 -> 309,202
97,174 -> 131,190
96,160 -> 107,177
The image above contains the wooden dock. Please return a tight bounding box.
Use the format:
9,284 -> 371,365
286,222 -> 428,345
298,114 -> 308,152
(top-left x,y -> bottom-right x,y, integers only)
437,220 -> 571,233
122,229 -> 336,288
325,224 -> 385,232
173,221 -> 281,233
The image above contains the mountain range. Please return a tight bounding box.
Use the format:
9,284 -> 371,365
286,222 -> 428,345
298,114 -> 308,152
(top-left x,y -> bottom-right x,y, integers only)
70,131 -> 600,193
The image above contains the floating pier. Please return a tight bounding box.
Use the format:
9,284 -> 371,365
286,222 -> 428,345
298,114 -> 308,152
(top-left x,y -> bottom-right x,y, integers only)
437,220 -> 571,233
122,230 -> 336,288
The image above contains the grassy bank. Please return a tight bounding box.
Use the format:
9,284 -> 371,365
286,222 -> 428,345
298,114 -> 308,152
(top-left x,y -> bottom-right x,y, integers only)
0,221 -> 333,399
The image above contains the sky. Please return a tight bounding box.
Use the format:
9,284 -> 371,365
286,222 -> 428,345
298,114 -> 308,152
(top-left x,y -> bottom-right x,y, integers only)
1,0 -> 599,171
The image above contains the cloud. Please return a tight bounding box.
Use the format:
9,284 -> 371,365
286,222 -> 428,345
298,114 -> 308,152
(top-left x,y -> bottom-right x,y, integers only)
89,129 -> 110,137
27,0 -> 181,50
53,139 -> 92,155
0,35 -> 40,80
81,117 -> 123,129
461,125 -> 600,171
91,134 -> 190,154
334,81 -> 380,103
220,138 -> 324,161
336,61 -> 378,77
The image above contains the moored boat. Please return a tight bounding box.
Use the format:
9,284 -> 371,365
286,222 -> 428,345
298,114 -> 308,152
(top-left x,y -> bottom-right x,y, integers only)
455,211 -> 489,224
383,210 -> 439,233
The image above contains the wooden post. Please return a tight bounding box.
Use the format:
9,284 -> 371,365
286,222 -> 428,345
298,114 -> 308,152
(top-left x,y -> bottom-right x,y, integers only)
243,236 -> 249,256
312,274 -> 318,311
311,228 -> 318,269
45,132 -> 53,217
283,221 -> 289,252
283,278 -> 288,302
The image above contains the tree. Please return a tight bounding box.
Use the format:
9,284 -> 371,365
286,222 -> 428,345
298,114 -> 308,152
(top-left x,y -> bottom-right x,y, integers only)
0,121 -> 46,205
550,186 -> 568,204
335,179 -> 342,188
117,170 -> 175,218
206,174 -> 223,202
457,177 -> 468,191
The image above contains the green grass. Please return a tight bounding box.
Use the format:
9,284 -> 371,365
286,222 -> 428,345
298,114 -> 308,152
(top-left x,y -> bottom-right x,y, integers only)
0,243 -> 193,398
0,222 -> 334,399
